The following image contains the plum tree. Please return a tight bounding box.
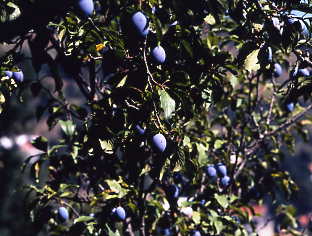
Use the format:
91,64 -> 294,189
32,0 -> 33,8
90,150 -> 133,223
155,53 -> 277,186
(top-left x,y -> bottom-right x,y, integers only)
1,0 -> 312,235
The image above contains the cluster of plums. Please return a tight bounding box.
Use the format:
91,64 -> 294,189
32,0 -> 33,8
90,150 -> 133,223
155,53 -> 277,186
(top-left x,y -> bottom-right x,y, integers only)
272,62 -> 312,113
4,70 -> 24,82
135,124 -> 167,153
205,163 -> 230,188
57,205 -> 126,222
131,11 -> 166,64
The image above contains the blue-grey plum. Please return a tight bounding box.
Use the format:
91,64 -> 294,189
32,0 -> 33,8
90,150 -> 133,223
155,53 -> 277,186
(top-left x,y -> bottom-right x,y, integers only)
151,45 -> 166,64
298,20 -> 309,38
77,0 -> 94,16
134,124 -> 145,135
152,133 -> 166,153
286,102 -> 294,112
162,228 -> 172,236
200,199 -> 206,206
57,207 -> 69,222
298,68 -> 310,77
169,21 -> 178,27
167,184 -> 180,199
152,6 -> 156,14
216,163 -> 227,177
173,172 -> 183,183
205,165 -> 217,178
132,11 -> 149,37
13,71 -> 24,82
290,67 -> 298,79
191,230 -> 201,236
220,176 -> 230,188
273,63 -> 282,77
112,206 -> 126,220
258,45 -> 272,64
4,71 -> 12,78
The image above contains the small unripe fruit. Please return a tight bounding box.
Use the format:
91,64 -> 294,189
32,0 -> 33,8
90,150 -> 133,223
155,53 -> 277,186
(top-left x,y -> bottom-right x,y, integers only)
112,206 -> 126,221
13,71 -> 24,82
220,176 -> 230,188
152,133 -> 166,153
77,0 -> 94,16
57,207 -> 69,222
132,11 -> 149,37
4,71 -> 12,78
216,163 -> 227,177
273,63 -> 282,78
151,46 -> 166,64
205,165 -> 217,178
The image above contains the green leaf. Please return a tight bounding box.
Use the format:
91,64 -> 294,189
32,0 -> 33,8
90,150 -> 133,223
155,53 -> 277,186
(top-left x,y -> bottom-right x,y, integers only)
159,89 -> 176,119
214,194 -> 229,209
59,120 -> 76,137
105,179 -> 129,198
106,224 -> 121,236
204,14 -> 216,25
196,143 -> 208,166
192,211 -> 201,224
74,216 -> 94,224
31,136 -> 48,152
244,49 -> 260,72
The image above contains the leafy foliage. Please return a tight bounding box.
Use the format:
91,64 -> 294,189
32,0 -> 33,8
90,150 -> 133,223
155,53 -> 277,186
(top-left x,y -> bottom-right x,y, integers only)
1,0 -> 312,235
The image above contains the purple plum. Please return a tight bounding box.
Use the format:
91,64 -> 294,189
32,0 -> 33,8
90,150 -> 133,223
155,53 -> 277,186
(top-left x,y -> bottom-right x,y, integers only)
298,68 -> 310,77
205,165 -> 217,178
132,11 -> 149,37
152,133 -> 166,153
286,102 -> 294,112
215,163 -> 227,177
13,71 -> 24,82
57,207 -> 69,222
220,176 -> 230,188
151,45 -> 166,64
191,230 -> 201,236
273,63 -> 282,78
77,0 -> 94,16
167,184 -> 180,199
112,206 -> 126,221
4,71 -> 12,78
134,124 -> 145,135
